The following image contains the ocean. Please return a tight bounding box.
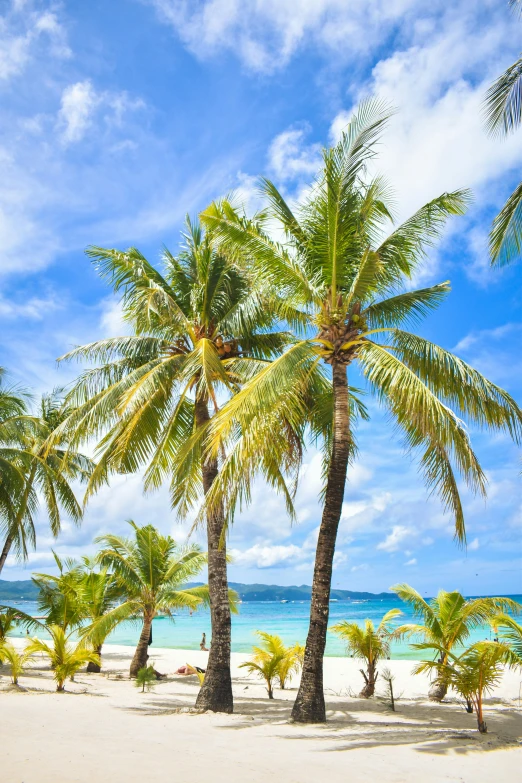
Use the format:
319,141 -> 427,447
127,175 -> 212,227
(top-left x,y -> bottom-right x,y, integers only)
4,594 -> 521,660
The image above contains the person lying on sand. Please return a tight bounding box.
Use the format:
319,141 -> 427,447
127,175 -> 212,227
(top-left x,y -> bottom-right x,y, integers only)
176,664 -> 206,676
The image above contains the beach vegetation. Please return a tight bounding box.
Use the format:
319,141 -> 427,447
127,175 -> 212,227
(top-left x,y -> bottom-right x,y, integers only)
391,583 -> 520,701
199,101 -> 521,723
239,633 -> 288,698
0,390 -> 94,576
53,218 -> 291,714
494,614 -> 522,661
331,609 -> 401,697
135,664 -> 156,693
0,640 -> 34,685
413,641 -> 519,733
0,606 -> 44,640
26,625 -> 100,691
91,520 -> 212,677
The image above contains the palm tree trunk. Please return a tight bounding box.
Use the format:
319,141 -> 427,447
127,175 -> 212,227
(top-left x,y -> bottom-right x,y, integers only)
87,644 -> 102,673
359,662 -> 378,698
194,398 -> 233,714
0,535 -> 13,575
130,616 -> 152,678
476,694 -> 487,733
291,361 -> 350,723
428,679 -> 448,701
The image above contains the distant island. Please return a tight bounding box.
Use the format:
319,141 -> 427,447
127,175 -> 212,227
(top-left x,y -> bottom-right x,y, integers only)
0,578 -> 393,602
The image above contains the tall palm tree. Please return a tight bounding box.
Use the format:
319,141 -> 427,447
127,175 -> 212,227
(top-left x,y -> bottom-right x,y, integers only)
0,390 -> 94,574
200,101 -> 522,722
484,0 -> 522,265
53,218 -> 293,711
331,609 -> 401,697
91,520 -> 212,677
0,369 -> 35,546
392,583 -> 520,700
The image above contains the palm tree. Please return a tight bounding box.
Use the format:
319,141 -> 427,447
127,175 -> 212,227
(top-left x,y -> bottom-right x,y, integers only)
239,632 -> 288,699
0,369 -> 35,549
0,640 -> 34,685
392,583 -> 520,700
32,551 -> 87,634
53,218 -> 292,712
484,0 -> 522,265
92,520 -> 212,677
27,625 -> 100,691
200,101 -> 522,722
78,557 -> 124,672
0,390 -> 94,574
331,609 -> 401,697
414,641 -> 519,733
494,613 -> 522,661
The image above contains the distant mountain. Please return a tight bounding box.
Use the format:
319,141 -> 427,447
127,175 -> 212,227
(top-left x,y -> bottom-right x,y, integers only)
0,579 -> 39,601
227,582 -> 393,602
0,577 -> 392,603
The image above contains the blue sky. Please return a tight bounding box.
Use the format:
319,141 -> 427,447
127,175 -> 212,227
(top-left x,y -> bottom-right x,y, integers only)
0,0 -> 521,594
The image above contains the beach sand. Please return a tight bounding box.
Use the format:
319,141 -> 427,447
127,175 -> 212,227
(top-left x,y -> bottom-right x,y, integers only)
1,640 -> 521,783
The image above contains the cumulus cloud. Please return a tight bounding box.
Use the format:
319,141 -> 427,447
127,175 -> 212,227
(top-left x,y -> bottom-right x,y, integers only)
147,0 -> 421,73
268,126 -> 322,182
0,293 -> 59,320
377,525 -> 414,552
405,558 -> 417,566
57,81 -> 144,145
230,543 -> 305,569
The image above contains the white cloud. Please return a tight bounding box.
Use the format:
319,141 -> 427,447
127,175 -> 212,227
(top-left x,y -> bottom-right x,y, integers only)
0,293 -> 59,320
99,297 -> 131,335
230,543 -> 305,569
0,2 -> 70,81
148,0 -> 420,73
377,525 -> 414,552
453,323 -> 520,353
268,126 -> 322,182
469,538 -> 480,551
405,557 -> 417,566
57,81 -> 99,144
351,563 -> 368,572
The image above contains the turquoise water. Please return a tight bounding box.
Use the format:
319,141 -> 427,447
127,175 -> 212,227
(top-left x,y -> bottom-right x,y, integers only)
5,594 -> 521,660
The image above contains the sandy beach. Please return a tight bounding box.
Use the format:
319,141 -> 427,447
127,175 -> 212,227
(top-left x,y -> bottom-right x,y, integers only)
1,640 -> 521,783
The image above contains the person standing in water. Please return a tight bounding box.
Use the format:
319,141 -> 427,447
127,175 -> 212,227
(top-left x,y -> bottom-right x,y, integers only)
200,633 -> 209,651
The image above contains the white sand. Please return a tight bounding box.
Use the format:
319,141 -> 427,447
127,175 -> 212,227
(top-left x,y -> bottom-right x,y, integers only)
1,640 -> 521,783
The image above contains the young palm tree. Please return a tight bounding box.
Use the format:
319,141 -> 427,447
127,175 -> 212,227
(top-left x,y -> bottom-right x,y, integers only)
52,218 -> 293,712
91,520 -> 212,677
331,609 -> 401,697
392,583 -> 520,700
32,551 -> 87,634
484,0 -> 522,265
0,641 -> 34,685
200,101 -> 522,722
0,391 -> 94,574
239,632 -> 288,699
27,625 -> 100,691
414,641 -> 519,733
78,557 -> 124,672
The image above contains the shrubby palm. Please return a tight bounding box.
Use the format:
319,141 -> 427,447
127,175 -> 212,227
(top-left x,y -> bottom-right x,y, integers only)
495,614 -> 522,661
239,632 -> 289,699
0,641 -> 33,685
0,391 -> 94,574
332,610 -> 401,697
27,625 -> 100,691
201,101 -> 522,722
33,552 -> 86,634
392,583 -> 520,700
54,218 -> 292,711
92,521 -> 211,677
0,606 -> 43,640
414,641 -> 519,733
78,557 -> 123,672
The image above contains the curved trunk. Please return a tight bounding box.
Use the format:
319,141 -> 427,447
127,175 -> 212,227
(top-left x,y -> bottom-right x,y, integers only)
130,616 -> 152,678
194,399 -> 233,714
428,679 -> 448,702
0,535 -> 13,575
291,362 -> 350,723
87,644 -> 103,673
359,662 -> 378,698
